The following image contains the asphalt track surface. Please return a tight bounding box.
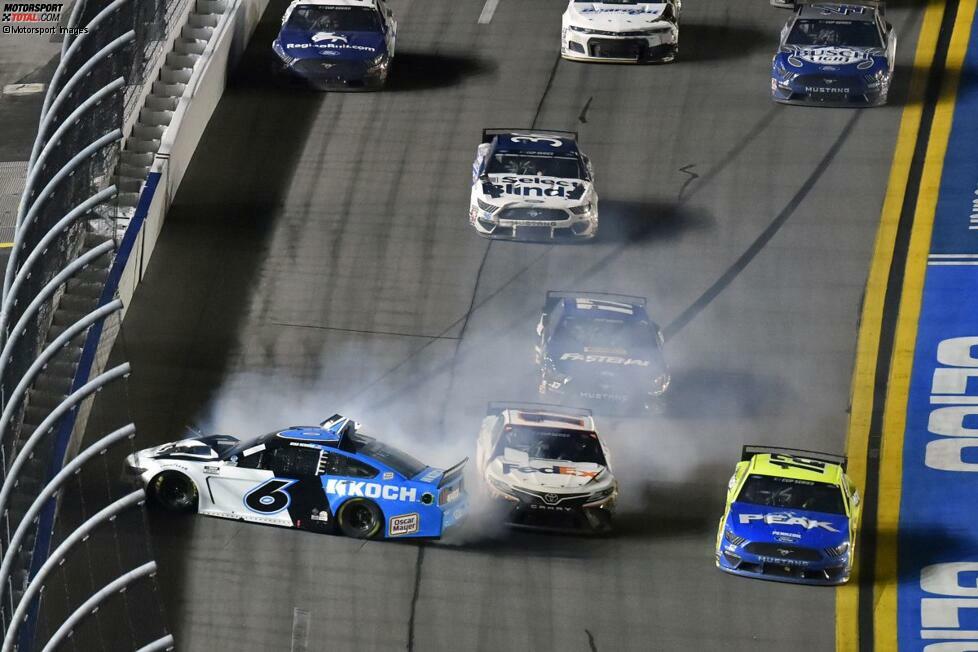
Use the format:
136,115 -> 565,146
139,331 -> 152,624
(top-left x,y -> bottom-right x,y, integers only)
115,1 -> 924,650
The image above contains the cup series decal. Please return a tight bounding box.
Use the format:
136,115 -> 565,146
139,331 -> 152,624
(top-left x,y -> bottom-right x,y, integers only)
389,513 -> 419,537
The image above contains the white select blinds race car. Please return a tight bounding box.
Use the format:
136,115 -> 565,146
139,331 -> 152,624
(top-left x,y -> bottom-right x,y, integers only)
469,129 -> 598,241
561,0 -> 681,63
476,402 -> 618,533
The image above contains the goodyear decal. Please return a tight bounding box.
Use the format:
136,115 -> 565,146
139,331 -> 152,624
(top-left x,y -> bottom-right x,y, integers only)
898,7 -> 978,648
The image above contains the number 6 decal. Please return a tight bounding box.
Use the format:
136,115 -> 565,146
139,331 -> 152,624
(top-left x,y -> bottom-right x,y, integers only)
244,479 -> 296,514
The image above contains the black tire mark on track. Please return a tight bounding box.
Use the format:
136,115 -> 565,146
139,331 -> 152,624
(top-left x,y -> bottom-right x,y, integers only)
578,96 -> 594,124
662,110 -> 862,342
678,163 -> 698,201
585,629 -> 598,652
406,545 -> 426,652
857,2 -> 958,650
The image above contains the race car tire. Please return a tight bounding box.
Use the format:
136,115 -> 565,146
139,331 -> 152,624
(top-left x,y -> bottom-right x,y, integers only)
337,498 -> 383,539
149,472 -> 198,513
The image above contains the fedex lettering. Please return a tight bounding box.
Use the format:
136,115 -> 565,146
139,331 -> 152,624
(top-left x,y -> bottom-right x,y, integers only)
920,562 -> 978,645
738,513 -> 840,532
925,337 -> 978,471
561,352 -> 650,366
325,479 -> 417,502
501,463 -> 598,479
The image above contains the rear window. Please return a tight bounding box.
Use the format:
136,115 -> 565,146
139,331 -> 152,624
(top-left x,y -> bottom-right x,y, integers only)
353,437 -> 427,478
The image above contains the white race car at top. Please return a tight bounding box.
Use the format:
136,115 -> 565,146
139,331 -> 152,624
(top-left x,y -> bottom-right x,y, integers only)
561,0 -> 681,63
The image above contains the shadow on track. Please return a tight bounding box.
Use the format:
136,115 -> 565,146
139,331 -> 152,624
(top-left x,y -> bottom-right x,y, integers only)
596,199 -> 714,245
681,23 -> 773,63
388,52 -> 497,91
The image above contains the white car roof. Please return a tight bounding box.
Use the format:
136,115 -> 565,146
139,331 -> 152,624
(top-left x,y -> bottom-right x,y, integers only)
287,0 -> 378,9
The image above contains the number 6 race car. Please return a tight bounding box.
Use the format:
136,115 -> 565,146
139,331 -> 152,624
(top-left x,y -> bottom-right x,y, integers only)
125,415 -> 467,540
469,129 -> 598,241
715,446 -> 861,585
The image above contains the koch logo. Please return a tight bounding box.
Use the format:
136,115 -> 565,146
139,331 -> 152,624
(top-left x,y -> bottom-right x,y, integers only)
325,479 -> 417,502
312,31 -> 348,43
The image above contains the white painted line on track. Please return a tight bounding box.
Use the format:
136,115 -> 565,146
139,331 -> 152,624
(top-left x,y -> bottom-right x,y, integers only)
929,253 -> 978,258
478,0 -> 500,24
2,83 -> 44,96
291,608 -> 310,652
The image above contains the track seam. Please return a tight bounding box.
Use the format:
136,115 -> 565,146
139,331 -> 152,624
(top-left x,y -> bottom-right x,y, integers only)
855,1 -> 960,648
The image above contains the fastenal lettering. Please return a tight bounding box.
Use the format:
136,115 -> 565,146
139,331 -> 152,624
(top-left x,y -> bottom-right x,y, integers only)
561,352 -> 650,366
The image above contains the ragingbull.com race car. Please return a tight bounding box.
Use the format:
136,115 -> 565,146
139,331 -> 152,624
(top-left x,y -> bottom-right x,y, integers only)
535,292 -> 669,411
561,0 -> 681,63
476,403 -> 617,532
771,2 -> 895,106
272,0 -> 396,90
125,415 -> 467,540
469,129 -> 598,241
716,446 -> 861,585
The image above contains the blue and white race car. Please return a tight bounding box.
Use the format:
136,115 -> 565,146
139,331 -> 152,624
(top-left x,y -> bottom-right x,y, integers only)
125,415 -> 467,540
771,2 -> 895,106
716,446 -> 861,585
272,0 -> 396,90
470,129 -> 598,241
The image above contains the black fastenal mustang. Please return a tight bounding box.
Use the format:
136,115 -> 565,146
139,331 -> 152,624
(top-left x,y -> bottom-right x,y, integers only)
535,291 -> 670,411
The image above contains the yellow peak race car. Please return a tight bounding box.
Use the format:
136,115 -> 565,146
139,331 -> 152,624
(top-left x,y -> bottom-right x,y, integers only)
715,445 -> 861,585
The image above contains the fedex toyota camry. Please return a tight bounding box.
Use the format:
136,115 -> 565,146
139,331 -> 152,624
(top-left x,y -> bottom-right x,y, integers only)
470,129 -> 598,241
476,403 -> 617,533
771,2 -> 896,106
272,0 -> 396,90
561,0 -> 681,63
716,446 -> 861,585
125,415 -> 467,540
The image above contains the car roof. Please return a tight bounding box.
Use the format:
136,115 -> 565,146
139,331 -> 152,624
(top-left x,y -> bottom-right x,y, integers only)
748,453 -> 845,485
275,426 -> 342,445
288,0 -> 378,9
493,132 -> 580,157
503,408 -> 596,433
797,3 -> 879,21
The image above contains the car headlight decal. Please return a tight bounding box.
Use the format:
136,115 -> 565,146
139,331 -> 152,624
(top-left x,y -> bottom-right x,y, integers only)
723,527 -> 746,546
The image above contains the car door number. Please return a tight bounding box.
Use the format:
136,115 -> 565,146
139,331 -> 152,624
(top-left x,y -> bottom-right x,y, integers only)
244,479 -> 296,514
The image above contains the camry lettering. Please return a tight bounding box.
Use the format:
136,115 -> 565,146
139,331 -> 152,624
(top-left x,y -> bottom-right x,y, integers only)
501,462 -> 598,479
561,352 -> 650,366
325,479 -> 417,502
738,513 -> 841,532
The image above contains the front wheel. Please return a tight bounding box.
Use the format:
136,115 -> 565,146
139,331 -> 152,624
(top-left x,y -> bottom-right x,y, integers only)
337,499 -> 383,539
149,472 -> 198,512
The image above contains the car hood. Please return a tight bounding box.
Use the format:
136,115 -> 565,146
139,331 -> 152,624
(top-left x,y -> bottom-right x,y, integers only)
778,45 -> 887,73
566,2 -> 669,30
488,455 -> 606,490
277,26 -> 386,61
726,502 -> 850,548
479,174 -> 590,207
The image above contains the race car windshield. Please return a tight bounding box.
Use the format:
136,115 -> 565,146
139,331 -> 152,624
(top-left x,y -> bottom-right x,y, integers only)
736,474 -> 846,514
786,19 -> 883,48
487,154 -> 584,179
558,316 -> 659,355
495,426 -> 606,465
352,437 -> 427,478
288,6 -> 381,32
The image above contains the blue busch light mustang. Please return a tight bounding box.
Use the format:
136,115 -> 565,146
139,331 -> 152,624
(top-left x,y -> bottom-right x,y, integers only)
771,2 -> 896,106
125,415 -> 467,540
535,291 -> 670,412
272,0 -> 397,90
716,446 -> 862,585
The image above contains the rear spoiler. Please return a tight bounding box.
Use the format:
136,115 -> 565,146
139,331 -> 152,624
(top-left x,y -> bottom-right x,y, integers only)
486,401 -> 592,418
437,458 -> 467,488
545,290 -> 647,308
772,0 -> 884,10
481,128 -> 579,144
741,445 -> 847,470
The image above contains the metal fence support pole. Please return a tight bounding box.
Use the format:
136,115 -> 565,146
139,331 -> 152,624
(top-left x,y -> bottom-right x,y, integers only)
1,490 -> 146,652
0,425 -> 136,596
0,240 -> 115,384
58,0 -> 83,61
2,129 -> 122,315
135,634 -> 176,652
0,363 -> 131,519
0,301 -> 123,448
39,561 -> 157,652
34,0 -> 133,156
0,185 -> 118,343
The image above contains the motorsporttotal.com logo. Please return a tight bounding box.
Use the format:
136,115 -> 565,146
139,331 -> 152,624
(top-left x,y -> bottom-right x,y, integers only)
2,2 -> 62,21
